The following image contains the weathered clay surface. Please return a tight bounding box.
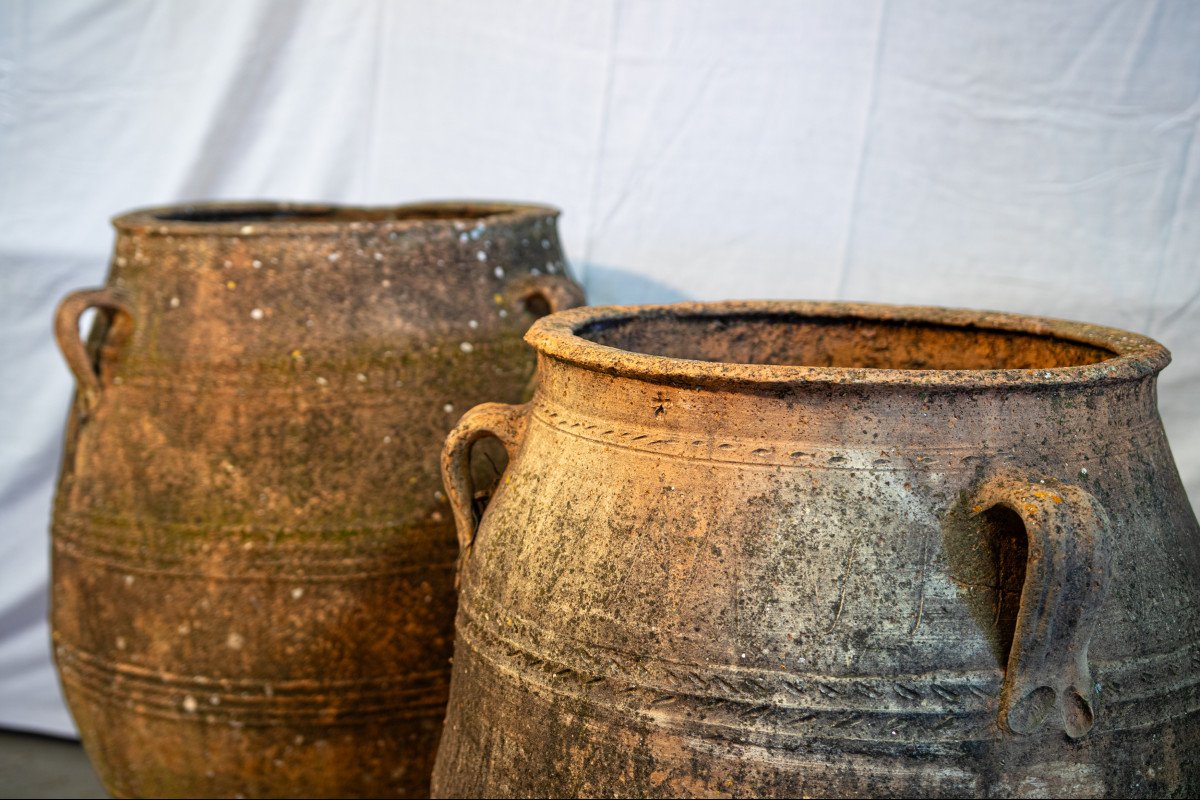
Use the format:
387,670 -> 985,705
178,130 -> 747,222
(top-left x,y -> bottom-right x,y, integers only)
50,200 -> 583,798
433,301 -> 1200,799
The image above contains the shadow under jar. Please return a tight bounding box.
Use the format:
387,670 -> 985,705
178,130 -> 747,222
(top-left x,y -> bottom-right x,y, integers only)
50,201 -> 583,798
433,301 -> 1199,799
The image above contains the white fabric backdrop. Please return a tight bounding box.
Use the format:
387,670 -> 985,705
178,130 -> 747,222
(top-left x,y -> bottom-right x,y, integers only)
1,0 -> 1197,737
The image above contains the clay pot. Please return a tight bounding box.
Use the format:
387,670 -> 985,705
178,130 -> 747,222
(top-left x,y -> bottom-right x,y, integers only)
433,301 -> 1200,799
50,200 -> 583,798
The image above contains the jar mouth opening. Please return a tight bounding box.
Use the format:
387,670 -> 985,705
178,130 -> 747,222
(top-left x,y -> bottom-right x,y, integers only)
113,200 -> 559,235
527,301 -> 1169,389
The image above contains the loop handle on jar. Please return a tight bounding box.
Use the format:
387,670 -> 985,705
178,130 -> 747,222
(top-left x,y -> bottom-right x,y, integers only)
54,288 -> 134,415
510,273 -> 586,320
508,274 -> 585,400
442,402 -> 530,563
972,475 -> 1112,739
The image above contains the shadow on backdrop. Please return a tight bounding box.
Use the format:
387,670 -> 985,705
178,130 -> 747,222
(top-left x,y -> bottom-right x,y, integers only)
579,263 -> 690,307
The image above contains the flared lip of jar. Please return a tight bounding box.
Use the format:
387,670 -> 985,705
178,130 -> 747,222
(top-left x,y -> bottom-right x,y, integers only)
526,300 -> 1171,390
112,199 -> 560,236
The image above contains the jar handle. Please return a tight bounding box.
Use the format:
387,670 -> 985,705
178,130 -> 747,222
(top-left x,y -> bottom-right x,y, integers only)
441,402 -> 530,558
513,273 -> 585,317
972,475 -> 1112,739
54,288 -> 134,413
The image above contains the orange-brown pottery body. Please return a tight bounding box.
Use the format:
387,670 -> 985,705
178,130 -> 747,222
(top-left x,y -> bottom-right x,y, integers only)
50,201 -> 583,798
434,301 -> 1199,799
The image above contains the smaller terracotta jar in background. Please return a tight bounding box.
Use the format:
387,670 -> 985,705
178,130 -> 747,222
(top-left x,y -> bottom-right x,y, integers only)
51,200 -> 583,798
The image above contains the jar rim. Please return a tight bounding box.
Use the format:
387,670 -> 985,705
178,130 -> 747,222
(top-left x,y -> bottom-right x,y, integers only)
526,300 -> 1170,390
112,200 -> 560,237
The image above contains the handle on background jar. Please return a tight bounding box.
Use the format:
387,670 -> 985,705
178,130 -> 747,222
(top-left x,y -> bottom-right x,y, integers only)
972,475 -> 1112,739
511,274 -> 585,401
512,273 -> 586,318
54,288 -> 134,414
442,402 -> 530,558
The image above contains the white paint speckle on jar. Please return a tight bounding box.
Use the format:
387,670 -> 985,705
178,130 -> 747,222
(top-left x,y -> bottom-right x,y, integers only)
443,403 -> 454,414
227,632 -> 245,650
493,266 -> 505,278
183,695 -> 198,713
477,250 -> 487,262
169,296 -> 180,308
250,308 -> 264,320
460,342 -> 474,353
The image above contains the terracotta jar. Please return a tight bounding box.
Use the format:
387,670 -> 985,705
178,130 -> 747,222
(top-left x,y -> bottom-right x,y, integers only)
50,200 -> 583,798
433,301 -> 1200,799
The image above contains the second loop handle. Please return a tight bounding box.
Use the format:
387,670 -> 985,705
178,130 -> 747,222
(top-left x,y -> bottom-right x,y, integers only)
972,474 -> 1112,739
54,287 -> 134,414
441,402 -> 530,558
511,273 -> 586,318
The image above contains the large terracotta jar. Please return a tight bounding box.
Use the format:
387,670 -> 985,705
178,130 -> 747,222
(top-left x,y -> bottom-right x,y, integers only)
50,201 -> 583,798
433,301 -> 1199,799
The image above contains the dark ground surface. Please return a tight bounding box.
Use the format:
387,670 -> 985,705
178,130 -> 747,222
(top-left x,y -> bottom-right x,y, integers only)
0,729 -> 107,799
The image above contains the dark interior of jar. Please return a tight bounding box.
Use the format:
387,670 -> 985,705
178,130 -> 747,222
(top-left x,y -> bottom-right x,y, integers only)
154,205 -> 508,224
576,313 -> 1117,370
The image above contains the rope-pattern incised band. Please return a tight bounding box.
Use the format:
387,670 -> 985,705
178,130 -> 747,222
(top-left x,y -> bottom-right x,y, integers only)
530,403 -> 1159,472
457,601 -> 1200,745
